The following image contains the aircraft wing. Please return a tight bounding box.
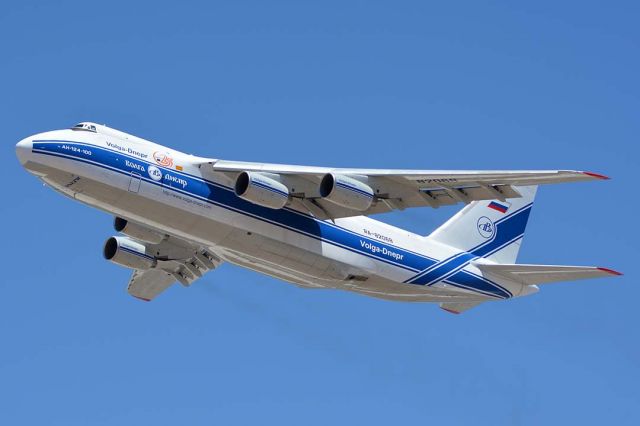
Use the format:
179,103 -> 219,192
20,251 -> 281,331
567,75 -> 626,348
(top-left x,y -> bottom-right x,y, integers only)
128,269 -> 177,301
127,242 -> 223,301
210,160 -> 608,218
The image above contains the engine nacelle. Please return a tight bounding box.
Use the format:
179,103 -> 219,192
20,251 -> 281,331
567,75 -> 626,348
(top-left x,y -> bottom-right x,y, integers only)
319,174 -> 374,211
103,236 -> 157,270
234,171 -> 289,210
114,217 -> 165,244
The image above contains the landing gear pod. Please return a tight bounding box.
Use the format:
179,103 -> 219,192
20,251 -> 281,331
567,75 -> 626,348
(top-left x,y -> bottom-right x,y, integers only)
319,174 -> 374,211
234,171 -> 290,210
103,236 -> 157,270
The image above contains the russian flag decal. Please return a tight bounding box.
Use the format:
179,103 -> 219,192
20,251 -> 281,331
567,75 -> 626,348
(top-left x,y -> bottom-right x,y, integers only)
488,201 -> 509,213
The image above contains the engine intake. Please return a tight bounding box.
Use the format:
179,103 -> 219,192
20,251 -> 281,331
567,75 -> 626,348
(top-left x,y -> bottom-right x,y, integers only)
319,174 -> 374,211
114,217 -> 165,244
235,171 -> 289,210
103,236 -> 157,270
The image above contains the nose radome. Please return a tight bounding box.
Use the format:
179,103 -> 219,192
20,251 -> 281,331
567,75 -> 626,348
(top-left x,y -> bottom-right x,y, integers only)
15,137 -> 33,165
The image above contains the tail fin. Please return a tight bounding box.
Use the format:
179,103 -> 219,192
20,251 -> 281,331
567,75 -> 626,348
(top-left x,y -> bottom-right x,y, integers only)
428,185 -> 537,264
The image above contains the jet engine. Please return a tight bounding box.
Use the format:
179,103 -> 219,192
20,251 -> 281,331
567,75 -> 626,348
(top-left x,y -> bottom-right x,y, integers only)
234,171 -> 289,209
103,236 -> 157,270
319,174 -> 374,211
114,217 -> 165,244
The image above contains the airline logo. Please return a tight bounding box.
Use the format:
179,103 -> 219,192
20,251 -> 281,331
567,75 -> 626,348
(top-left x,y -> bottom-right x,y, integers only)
153,151 -> 174,168
477,216 -> 495,239
148,165 -> 162,181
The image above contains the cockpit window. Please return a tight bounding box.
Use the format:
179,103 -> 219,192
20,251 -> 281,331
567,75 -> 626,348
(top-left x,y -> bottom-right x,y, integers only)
72,123 -> 97,132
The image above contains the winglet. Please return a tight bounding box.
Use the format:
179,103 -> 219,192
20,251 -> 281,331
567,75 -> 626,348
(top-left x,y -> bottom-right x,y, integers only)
597,267 -> 623,276
439,301 -> 483,314
131,295 -> 151,302
582,171 -> 610,180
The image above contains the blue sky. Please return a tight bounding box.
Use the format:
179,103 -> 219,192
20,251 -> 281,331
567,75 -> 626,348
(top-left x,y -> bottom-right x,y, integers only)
2,1 -> 639,424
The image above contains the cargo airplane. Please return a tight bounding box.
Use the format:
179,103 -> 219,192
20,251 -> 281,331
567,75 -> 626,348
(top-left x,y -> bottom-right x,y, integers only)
15,122 -> 621,313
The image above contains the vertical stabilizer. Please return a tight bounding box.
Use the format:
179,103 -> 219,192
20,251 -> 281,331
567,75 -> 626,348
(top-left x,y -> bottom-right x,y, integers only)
428,186 -> 537,264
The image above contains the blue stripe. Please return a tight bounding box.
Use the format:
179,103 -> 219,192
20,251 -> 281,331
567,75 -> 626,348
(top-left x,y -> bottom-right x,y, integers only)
251,180 -> 289,198
31,140 -> 520,299
397,204 -> 531,297
412,252 -> 477,285
120,246 -> 155,261
405,204 -> 532,285
444,272 -> 510,299
462,270 -> 512,298
470,207 -> 531,258
335,181 -> 374,198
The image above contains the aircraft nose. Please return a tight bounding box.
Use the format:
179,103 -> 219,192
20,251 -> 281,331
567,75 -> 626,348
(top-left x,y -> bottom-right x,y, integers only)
15,137 -> 33,165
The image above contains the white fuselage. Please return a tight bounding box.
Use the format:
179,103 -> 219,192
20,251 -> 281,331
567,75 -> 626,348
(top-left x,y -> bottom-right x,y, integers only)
16,125 -> 530,303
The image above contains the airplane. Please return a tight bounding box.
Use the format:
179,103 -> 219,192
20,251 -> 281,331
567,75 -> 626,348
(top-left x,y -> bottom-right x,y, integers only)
15,122 -> 621,313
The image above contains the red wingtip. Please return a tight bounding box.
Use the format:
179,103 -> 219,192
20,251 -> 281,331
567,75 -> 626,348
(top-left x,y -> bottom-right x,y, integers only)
441,307 -> 461,315
132,295 -> 151,302
582,171 -> 610,180
597,267 -> 623,276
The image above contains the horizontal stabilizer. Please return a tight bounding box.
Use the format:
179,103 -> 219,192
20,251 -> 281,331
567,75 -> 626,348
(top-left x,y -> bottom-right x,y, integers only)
473,263 -> 622,285
439,301 -> 484,314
